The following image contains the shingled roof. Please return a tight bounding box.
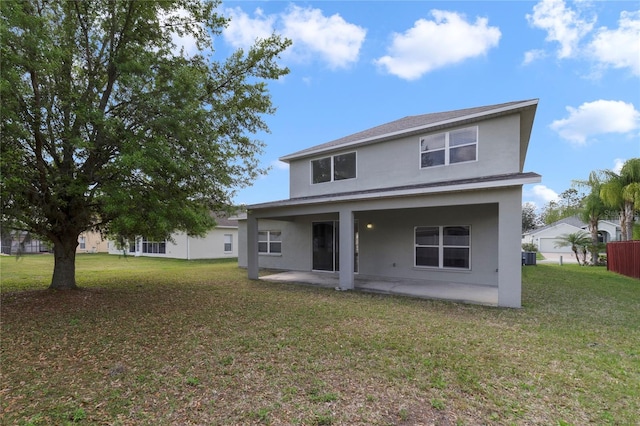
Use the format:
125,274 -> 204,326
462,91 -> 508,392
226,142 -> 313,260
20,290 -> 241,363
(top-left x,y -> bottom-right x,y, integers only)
280,99 -> 538,162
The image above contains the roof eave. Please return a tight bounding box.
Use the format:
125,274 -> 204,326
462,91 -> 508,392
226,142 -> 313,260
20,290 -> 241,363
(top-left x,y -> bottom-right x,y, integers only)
247,173 -> 541,211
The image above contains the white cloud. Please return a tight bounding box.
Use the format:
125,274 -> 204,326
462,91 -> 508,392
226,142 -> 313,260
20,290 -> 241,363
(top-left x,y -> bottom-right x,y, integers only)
281,5 -> 366,69
223,7 -> 276,49
613,158 -> 626,174
550,100 -> 640,145
159,8 -> 205,57
522,49 -> 547,65
526,0 -> 595,59
588,10 -> 640,76
524,185 -> 560,207
222,6 -> 366,70
270,160 -> 289,171
374,10 -> 501,80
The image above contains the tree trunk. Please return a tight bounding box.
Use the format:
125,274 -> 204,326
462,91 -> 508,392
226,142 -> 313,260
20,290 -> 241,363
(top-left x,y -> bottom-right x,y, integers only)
572,246 -> 582,266
619,207 -> 629,241
49,233 -> 79,290
624,201 -> 634,241
589,218 -> 599,265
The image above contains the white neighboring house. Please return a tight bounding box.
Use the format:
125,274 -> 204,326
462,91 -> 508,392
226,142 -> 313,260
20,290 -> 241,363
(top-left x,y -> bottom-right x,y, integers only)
522,216 -> 620,253
108,215 -> 238,259
238,99 -> 541,308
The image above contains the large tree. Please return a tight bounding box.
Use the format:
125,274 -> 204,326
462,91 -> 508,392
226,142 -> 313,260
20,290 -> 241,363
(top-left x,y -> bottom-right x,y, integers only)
522,202 -> 540,233
600,158 -> 640,241
0,0 -> 290,289
540,188 -> 584,225
576,172 -> 608,264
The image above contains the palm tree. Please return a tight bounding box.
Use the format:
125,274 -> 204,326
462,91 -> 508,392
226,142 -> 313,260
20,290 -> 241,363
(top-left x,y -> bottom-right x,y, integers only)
554,231 -> 591,266
576,172 -> 608,264
600,158 -> 640,241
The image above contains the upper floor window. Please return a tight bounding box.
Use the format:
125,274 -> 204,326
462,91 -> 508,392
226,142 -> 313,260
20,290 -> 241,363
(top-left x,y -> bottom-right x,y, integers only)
420,127 -> 477,168
312,152 -> 356,184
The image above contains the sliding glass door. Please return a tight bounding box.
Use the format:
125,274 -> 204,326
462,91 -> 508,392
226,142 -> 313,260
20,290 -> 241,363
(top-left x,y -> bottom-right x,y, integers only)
312,221 -> 358,272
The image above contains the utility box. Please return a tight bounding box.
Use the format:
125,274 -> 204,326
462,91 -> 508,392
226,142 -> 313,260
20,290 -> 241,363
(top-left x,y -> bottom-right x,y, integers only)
522,251 -> 537,266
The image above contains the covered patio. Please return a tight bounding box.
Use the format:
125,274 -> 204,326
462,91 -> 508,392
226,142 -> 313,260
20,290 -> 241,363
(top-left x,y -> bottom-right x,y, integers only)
260,271 -> 499,306
244,184 -> 527,308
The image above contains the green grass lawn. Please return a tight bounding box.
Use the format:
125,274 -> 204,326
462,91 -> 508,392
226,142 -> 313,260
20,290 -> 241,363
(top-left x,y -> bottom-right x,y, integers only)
1,254 -> 638,425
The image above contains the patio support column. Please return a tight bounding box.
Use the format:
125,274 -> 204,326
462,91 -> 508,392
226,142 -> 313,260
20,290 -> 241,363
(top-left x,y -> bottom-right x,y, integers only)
247,213 -> 259,280
497,189 -> 522,308
338,208 -> 355,290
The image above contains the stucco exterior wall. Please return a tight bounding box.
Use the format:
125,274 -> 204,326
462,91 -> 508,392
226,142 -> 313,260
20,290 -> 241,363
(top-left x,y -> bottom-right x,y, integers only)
179,229 -> 238,259
77,231 -> 108,253
239,185 -> 524,290
108,228 -> 238,259
356,204 -> 498,285
288,114 -> 521,199
238,218 -> 311,270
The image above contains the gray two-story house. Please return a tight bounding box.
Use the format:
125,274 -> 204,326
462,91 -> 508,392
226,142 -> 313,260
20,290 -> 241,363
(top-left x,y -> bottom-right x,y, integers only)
238,99 -> 541,308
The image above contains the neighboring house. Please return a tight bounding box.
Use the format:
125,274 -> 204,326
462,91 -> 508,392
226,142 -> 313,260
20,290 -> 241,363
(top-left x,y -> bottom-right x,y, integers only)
522,216 -> 620,253
0,230 -> 106,254
238,99 -> 541,308
107,215 -> 239,260
77,230 -> 108,253
1,231 -> 51,255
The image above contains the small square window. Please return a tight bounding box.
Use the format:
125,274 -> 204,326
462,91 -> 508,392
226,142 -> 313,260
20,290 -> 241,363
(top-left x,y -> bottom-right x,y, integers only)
420,133 -> 446,151
450,145 -> 476,164
449,127 -> 477,146
415,227 -> 439,245
416,246 -> 439,267
421,151 -> 445,168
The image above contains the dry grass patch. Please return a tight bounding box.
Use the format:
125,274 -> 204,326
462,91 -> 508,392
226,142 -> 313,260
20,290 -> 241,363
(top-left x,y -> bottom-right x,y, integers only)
1,254 -> 638,425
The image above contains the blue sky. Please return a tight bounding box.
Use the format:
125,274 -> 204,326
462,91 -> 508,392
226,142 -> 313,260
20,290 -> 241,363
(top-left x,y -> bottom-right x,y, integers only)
206,0 -> 640,208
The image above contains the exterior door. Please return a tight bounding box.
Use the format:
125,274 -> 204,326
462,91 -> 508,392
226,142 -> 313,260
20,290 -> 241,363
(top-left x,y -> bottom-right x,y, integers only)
312,221 -> 358,272
313,222 -> 336,271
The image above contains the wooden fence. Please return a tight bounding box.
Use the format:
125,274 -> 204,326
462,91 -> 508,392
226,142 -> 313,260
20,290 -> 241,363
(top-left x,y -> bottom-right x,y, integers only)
607,241 -> 640,279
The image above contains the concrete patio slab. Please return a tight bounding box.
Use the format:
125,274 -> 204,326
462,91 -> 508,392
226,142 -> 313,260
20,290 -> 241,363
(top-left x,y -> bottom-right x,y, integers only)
260,271 -> 499,306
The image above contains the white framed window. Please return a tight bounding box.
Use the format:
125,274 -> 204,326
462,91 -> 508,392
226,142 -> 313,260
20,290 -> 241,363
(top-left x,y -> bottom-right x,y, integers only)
415,226 -> 470,269
142,239 -> 166,254
420,126 -> 477,168
78,236 -> 86,250
311,152 -> 356,184
223,234 -> 233,252
258,230 -> 281,254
